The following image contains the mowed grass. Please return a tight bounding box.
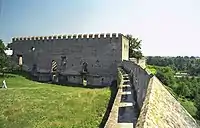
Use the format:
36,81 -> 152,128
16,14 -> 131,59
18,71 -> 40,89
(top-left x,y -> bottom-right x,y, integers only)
0,74 -> 111,128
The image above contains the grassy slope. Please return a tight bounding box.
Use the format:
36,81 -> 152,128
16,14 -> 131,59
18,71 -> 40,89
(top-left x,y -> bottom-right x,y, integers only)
0,74 -> 111,128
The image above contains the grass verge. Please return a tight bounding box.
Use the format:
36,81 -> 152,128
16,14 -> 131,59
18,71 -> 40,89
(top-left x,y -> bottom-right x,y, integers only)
0,74 -> 111,128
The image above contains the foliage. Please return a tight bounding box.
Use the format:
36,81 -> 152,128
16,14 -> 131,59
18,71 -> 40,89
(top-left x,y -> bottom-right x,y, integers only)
0,40 -> 14,75
176,83 -> 191,97
146,65 -> 157,75
126,35 -> 143,59
149,63 -> 200,120
0,40 -> 9,75
117,68 -> 123,87
0,74 -> 111,128
195,92 -> 200,119
150,65 -> 175,87
178,98 -> 197,117
146,56 -> 200,76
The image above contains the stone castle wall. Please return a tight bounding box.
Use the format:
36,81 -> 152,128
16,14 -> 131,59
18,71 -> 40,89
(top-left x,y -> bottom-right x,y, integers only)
136,76 -> 199,128
105,61 -> 199,127
10,33 -> 129,85
121,60 -> 152,109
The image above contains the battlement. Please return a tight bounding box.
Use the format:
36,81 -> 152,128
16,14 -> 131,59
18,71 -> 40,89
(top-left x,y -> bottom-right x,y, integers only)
12,33 -> 122,42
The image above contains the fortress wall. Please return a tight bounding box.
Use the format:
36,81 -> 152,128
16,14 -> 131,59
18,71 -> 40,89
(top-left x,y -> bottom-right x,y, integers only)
136,76 -> 199,128
86,75 -> 114,86
121,36 -> 129,61
122,60 -> 152,109
10,33 -> 124,77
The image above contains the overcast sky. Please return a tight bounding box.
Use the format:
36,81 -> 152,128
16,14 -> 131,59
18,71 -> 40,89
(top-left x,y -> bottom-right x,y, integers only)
0,0 -> 200,56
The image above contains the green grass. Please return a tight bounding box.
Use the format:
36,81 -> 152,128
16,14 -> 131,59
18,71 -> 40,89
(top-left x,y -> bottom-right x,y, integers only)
0,74 -> 111,128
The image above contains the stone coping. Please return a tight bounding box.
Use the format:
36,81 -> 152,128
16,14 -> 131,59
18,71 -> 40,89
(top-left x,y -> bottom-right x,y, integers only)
136,76 -> 199,128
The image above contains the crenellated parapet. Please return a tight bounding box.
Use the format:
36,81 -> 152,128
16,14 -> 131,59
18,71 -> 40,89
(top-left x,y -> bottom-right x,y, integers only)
12,33 -> 122,42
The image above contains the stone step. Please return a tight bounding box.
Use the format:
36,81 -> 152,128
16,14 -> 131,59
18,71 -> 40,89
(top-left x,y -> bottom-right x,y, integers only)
122,87 -> 132,92
121,94 -> 133,103
121,91 -> 131,95
123,74 -> 129,77
117,123 -> 133,128
119,102 -> 133,107
122,79 -> 130,82
123,81 -> 130,85
123,77 -> 129,80
120,84 -> 131,88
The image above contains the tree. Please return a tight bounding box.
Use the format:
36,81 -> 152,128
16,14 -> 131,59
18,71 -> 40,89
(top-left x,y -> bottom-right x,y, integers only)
155,66 -> 175,87
0,39 -> 9,75
195,92 -> 200,119
126,35 -> 143,59
176,83 -> 191,97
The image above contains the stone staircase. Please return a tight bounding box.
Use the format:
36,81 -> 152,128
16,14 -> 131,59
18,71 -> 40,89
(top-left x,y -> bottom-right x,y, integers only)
117,71 -> 139,128
105,68 -> 139,128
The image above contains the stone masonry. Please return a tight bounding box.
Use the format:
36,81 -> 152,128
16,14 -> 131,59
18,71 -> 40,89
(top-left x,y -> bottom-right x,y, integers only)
10,33 -> 129,86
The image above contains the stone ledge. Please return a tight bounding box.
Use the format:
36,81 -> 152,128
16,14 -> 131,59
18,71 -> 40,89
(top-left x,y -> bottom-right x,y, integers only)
136,76 -> 199,128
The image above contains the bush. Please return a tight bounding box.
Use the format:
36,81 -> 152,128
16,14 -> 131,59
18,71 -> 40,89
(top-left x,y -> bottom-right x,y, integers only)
178,98 -> 197,117
146,65 -> 157,75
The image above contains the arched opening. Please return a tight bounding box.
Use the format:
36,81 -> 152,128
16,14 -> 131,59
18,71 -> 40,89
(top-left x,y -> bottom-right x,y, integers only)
17,54 -> 23,66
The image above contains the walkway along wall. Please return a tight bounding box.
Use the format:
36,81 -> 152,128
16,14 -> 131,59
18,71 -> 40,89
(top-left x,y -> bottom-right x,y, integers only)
121,60 -> 153,109
104,60 -> 199,128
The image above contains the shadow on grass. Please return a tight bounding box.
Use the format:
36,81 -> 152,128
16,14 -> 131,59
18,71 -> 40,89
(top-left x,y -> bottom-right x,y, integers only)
0,74 -> 16,78
9,70 -> 112,89
9,70 -> 32,80
99,80 -> 118,128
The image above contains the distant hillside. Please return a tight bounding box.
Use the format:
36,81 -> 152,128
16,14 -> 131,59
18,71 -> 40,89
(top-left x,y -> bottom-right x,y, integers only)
146,56 -> 200,76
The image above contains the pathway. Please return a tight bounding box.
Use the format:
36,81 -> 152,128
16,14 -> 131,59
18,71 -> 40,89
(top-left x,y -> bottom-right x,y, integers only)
116,71 -> 139,128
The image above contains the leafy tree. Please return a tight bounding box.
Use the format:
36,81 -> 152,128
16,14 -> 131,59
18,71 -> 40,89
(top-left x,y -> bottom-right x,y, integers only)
155,66 -> 175,87
195,92 -> 200,119
177,83 -> 191,97
126,35 -> 143,59
146,56 -> 200,76
0,39 -> 9,75
179,98 -> 197,117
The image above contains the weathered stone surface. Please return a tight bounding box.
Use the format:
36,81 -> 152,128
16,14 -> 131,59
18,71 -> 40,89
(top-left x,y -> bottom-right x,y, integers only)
10,33 -> 129,85
105,70 -> 139,128
122,60 -> 152,109
136,76 -> 199,128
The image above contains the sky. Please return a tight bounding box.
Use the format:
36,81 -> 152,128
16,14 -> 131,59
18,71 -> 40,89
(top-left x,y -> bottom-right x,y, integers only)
0,0 -> 200,56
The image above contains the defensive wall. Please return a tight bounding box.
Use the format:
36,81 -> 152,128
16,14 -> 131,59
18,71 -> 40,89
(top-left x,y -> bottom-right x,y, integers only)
10,33 -> 129,86
105,60 -> 199,128
129,57 -> 146,69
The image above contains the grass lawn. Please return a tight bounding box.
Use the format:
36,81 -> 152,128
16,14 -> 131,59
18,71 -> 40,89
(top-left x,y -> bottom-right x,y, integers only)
0,74 -> 111,128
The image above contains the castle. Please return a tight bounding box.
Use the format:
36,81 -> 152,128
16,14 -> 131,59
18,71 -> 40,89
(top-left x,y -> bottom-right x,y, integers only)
10,33 -> 129,86
9,33 -> 199,127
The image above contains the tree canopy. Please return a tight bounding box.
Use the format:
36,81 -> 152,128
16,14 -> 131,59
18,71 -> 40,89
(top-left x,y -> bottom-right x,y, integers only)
126,35 -> 143,59
146,56 -> 200,76
147,62 -> 200,121
0,40 -> 13,75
